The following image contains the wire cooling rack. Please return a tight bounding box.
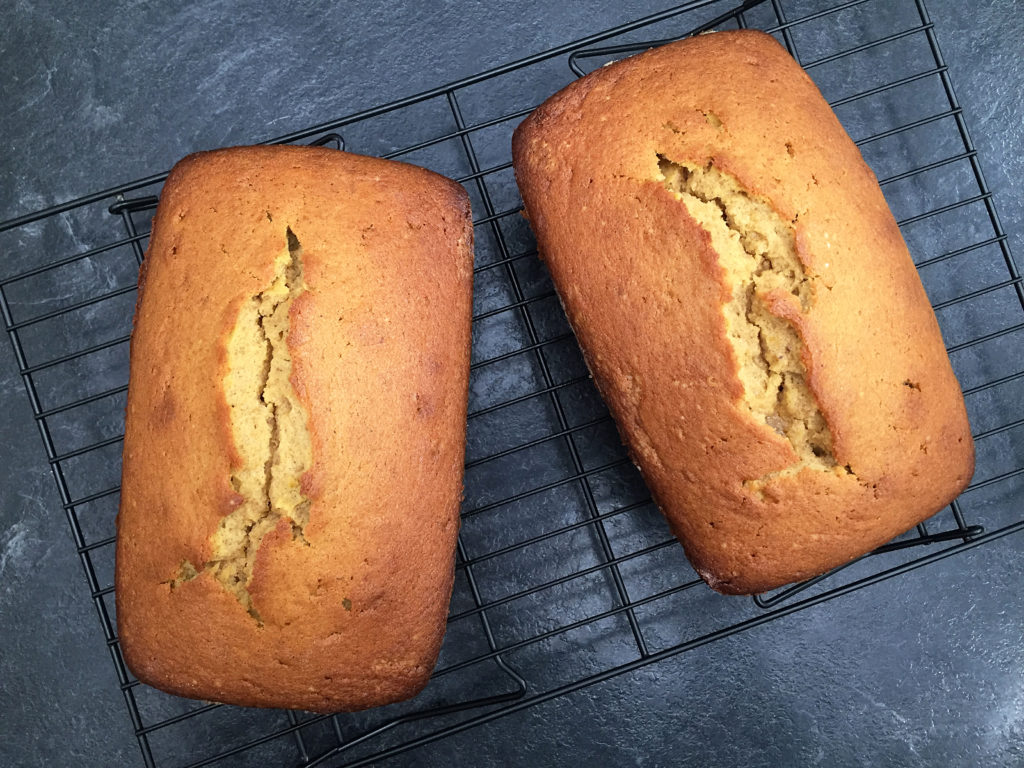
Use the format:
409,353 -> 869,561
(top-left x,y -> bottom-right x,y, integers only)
2,0 -> 1022,765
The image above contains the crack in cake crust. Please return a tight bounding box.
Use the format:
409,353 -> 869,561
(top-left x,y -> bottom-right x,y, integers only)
657,156 -> 854,489
168,227 -> 312,621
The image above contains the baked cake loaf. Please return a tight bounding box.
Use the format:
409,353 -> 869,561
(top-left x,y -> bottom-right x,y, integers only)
512,30 -> 974,594
116,146 -> 473,711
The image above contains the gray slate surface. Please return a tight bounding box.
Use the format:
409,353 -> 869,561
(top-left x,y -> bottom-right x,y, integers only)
1,1 -> 1021,766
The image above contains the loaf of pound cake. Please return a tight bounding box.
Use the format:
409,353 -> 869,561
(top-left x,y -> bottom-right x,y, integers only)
512,30 -> 974,594
116,146 -> 473,711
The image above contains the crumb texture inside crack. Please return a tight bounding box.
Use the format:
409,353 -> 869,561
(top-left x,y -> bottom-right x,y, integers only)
171,227 -> 312,619
658,156 -> 837,476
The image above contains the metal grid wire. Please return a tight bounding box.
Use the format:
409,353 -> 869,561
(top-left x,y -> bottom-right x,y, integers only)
2,0 -> 1022,765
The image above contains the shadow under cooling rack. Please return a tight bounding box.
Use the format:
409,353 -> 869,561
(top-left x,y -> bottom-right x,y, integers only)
1,0 -> 1023,766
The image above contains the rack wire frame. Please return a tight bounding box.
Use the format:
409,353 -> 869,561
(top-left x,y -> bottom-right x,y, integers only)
2,0 -> 1022,765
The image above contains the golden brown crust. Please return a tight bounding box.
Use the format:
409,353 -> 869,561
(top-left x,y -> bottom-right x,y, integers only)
512,30 -> 974,594
116,145 -> 473,711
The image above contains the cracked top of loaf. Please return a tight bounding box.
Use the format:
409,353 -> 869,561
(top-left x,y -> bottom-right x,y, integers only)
116,145 -> 473,711
512,29 -> 974,594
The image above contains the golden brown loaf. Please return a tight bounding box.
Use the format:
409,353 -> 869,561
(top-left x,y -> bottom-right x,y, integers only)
512,30 -> 974,594
116,146 -> 473,711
